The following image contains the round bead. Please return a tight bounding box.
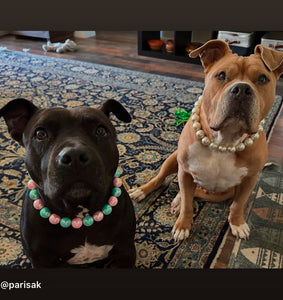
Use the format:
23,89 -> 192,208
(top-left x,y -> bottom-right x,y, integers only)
29,189 -> 40,200
209,142 -> 218,150
198,95 -> 203,101
33,199 -> 44,210
244,138 -> 253,146
112,187 -> 122,197
193,121 -> 201,131
93,211 -> 104,222
258,125 -> 264,132
113,177 -> 122,188
114,169 -> 121,178
236,143 -> 245,151
102,204 -> 112,215
27,179 -> 37,190
192,107 -> 200,114
60,217 -> 71,228
72,217 -> 83,229
108,196 -> 118,207
191,114 -> 200,122
49,214 -> 61,225
251,132 -> 260,140
201,137 -> 210,146
219,146 -> 227,152
196,130 -> 205,139
83,215 -> 94,227
227,146 -> 236,153
40,207 -> 51,218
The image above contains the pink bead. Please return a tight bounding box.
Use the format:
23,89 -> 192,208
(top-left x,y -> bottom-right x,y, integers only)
49,214 -> 61,225
108,196 -> 118,207
27,179 -> 37,190
33,199 -> 44,210
113,177 -> 122,188
72,217 -> 83,229
93,211 -> 104,222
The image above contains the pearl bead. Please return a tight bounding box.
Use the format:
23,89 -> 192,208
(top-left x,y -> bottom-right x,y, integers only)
192,107 -> 200,114
228,146 -> 236,153
196,130 -> 205,139
209,143 -> 218,150
258,125 -> 264,132
193,121 -> 201,131
236,143 -> 245,151
201,137 -> 210,146
251,132 -> 259,140
244,138 -> 253,146
191,114 -> 200,122
218,146 -> 227,152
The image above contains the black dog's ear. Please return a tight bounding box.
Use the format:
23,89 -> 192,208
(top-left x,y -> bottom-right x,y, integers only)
100,99 -> 131,123
0,98 -> 39,145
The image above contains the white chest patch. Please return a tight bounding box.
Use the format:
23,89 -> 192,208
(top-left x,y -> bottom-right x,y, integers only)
188,142 -> 248,192
67,242 -> 113,265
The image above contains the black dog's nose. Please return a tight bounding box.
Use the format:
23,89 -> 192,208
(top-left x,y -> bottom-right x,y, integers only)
229,83 -> 254,98
57,147 -> 91,168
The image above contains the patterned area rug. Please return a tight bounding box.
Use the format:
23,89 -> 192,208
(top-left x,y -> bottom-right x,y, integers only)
228,163 -> 283,268
0,51 -> 282,268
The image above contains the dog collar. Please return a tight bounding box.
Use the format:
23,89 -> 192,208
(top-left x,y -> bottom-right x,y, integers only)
192,95 -> 265,153
27,169 -> 122,229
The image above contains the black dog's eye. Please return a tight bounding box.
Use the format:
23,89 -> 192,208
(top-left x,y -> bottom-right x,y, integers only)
35,128 -> 48,140
96,125 -> 108,137
257,74 -> 269,85
216,71 -> 226,82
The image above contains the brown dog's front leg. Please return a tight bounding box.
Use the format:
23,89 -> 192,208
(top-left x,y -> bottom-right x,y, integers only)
172,167 -> 196,242
229,174 -> 259,240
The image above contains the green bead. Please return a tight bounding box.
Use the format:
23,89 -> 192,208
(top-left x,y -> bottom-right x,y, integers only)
29,189 -> 40,200
60,217 -> 71,228
114,169 -> 121,178
112,187 -> 121,197
83,215 -> 94,227
102,204 -> 112,216
40,207 -> 51,218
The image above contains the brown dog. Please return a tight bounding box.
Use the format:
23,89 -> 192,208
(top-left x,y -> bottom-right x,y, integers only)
129,40 -> 283,241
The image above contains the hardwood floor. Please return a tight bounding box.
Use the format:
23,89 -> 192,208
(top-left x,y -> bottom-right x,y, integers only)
0,31 -> 282,268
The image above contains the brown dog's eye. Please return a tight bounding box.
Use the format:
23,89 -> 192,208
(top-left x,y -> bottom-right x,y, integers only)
258,74 -> 269,85
216,71 -> 226,82
96,125 -> 108,137
35,128 -> 47,140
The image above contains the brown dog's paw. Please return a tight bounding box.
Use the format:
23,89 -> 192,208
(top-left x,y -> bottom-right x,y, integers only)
172,216 -> 192,242
128,188 -> 145,202
171,193 -> 181,216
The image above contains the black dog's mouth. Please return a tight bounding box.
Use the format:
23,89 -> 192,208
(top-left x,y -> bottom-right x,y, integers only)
65,182 -> 93,200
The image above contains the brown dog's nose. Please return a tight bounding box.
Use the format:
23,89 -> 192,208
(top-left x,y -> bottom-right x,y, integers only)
229,83 -> 253,99
57,147 -> 91,168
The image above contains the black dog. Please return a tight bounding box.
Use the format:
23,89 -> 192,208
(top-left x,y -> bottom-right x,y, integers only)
0,99 -> 136,268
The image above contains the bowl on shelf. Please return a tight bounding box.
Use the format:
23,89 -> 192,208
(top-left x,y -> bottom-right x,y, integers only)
148,39 -> 164,50
185,42 -> 203,55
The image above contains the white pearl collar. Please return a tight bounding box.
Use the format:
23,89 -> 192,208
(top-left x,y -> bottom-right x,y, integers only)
191,95 -> 264,153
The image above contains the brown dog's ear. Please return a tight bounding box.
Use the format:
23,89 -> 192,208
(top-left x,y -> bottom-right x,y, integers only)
254,44 -> 283,79
100,99 -> 131,123
0,98 -> 38,145
189,39 -> 232,70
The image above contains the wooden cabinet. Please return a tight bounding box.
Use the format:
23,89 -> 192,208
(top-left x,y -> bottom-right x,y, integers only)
138,31 -> 265,64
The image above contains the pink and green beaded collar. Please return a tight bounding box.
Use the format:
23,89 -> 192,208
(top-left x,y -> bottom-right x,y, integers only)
27,169 -> 122,229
